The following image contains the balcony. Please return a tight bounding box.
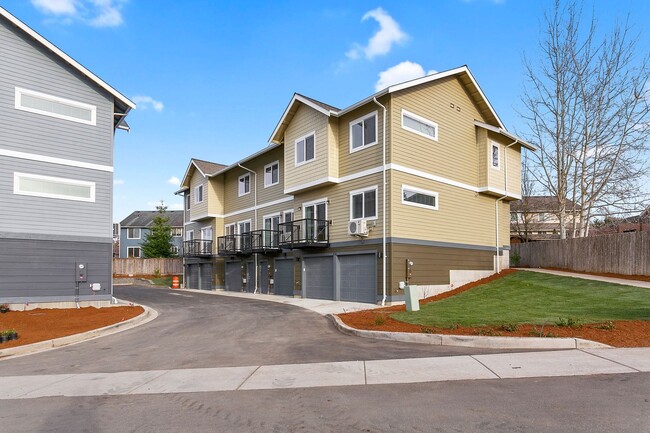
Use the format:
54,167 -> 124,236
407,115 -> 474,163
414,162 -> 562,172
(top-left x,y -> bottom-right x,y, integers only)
217,234 -> 251,256
278,219 -> 329,249
182,240 -> 213,257
249,229 -> 282,253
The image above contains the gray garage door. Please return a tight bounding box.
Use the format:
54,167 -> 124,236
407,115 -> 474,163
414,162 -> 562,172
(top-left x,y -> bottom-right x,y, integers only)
339,254 -> 376,303
259,261 -> 270,294
225,261 -> 241,292
303,256 -> 334,300
273,258 -> 293,296
199,263 -> 213,290
186,264 -> 200,290
246,262 -> 255,293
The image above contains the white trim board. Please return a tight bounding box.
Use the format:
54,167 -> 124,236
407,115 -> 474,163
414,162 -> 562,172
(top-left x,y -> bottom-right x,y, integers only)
0,148 -> 113,172
189,196 -> 294,220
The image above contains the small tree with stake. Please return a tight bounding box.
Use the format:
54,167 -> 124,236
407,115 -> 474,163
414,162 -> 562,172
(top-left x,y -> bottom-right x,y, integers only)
141,201 -> 176,258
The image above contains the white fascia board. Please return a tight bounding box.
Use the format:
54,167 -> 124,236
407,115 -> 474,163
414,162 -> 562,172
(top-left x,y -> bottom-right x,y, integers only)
269,94 -> 334,144
179,161 -> 205,190
0,7 -> 135,110
474,120 -> 537,151
478,186 -> 522,200
209,143 -> 282,178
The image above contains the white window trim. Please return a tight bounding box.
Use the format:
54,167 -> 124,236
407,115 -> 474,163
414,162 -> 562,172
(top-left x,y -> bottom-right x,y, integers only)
402,184 -> 439,210
15,87 -> 97,126
127,246 -> 141,258
13,172 -> 95,202
224,223 -> 236,235
401,109 -> 438,141
301,197 -> 328,220
126,228 -> 141,239
490,142 -> 501,170
294,131 -> 316,167
194,185 -> 204,204
349,110 -> 378,153
238,173 -> 251,197
283,209 -> 294,222
349,185 -> 379,221
171,228 -> 183,237
200,225 -> 213,240
170,245 -> 179,255
264,161 -> 280,188
237,218 -> 252,234
186,230 -> 194,241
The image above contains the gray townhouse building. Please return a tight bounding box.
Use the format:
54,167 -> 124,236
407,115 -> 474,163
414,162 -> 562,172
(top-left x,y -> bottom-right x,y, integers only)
119,210 -> 184,258
0,7 -> 134,307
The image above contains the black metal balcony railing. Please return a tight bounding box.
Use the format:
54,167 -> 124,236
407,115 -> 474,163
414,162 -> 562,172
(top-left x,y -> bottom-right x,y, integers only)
250,229 -> 282,253
217,234 -> 250,256
182,240 -> 213,257
278,219 -> 329,249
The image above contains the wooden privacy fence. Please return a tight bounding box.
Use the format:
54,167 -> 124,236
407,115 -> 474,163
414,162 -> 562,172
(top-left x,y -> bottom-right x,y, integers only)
113,258 -> 183,276
511,231 -> 650,276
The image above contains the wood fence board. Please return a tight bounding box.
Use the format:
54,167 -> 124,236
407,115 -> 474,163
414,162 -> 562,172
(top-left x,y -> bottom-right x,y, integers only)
113,258 -> 183,276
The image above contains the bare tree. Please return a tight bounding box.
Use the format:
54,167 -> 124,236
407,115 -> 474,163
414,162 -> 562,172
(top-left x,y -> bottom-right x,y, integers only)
511,153 -> 539,242
521,0 -> 650,238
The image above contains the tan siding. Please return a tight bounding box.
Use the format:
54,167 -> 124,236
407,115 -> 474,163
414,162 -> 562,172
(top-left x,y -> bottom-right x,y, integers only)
484,132 -> 523,195
476,127 -> 488,187
327,118 -> 339,179
391,76 -> 488,187
188,170 -> 209,220
284,104 -> 330,191
208,176 -> 225,216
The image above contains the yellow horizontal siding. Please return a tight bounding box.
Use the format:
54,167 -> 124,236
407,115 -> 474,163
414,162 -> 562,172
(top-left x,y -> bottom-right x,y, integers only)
189,170 -> 208,220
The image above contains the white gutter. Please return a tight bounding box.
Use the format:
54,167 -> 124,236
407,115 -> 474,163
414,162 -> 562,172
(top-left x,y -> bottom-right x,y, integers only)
238,163 -> 258,293
372,97 -> 388,306
495,139 -> 518,273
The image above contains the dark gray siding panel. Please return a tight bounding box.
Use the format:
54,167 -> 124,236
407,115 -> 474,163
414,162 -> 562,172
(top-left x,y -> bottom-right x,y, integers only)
0,16 -> 115,166
246,262 -> 255,293
0,237 -> 111,302
259,260 -> 269,294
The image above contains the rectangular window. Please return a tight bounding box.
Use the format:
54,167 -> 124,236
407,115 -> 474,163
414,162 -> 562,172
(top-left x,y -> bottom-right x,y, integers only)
295,132 -> 315,165
186,230 -> 194,241
170,245 -> 179,255
185,194 -> 191,210
14,172 -> 95,202
238,173 -> 251,196
127,247 -> 141,258
195,185 -> 204,204
491,143 -> 500,169
402,109 -> 438,141
15,87 -> 96,125
264,161 -> 279,187
349,187 -> 378,220
402,185 -> 438,210
171,227 -> 183,237
126,228 -> 140,239
200,226 -> 213,240
225,224 -> 236,236
237,220 -> 251,235
350,111 -> 378,152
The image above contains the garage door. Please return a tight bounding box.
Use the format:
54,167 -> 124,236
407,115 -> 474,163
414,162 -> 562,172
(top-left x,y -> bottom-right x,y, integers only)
303,256 -> 334,300
246,262 -> 255,293
273,259 -> 293,296
199,263 -> 213,290
339,254 -> 376,303
225,261 -> 241,292
186,265 -> 200,290
259,261 -> 269,294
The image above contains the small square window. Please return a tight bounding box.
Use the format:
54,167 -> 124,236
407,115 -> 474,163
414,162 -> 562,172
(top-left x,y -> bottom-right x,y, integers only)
127,247 -> 141,258
264,161 -> 279,187
350,187 -> 378,220
127,228 -> 140,239
295,133 -> 315,165
239,173 -> 251,196
350,112 -> 378,152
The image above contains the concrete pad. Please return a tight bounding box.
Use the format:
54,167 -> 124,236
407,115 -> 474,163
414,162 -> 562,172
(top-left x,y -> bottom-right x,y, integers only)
130,366 -> 258,394
20,370 -> 167,398
0,374 -> 74,399
239,361 -> 365,390
365,356 -> 498,385
473,350 -> 637,379
583,348 -> 650,372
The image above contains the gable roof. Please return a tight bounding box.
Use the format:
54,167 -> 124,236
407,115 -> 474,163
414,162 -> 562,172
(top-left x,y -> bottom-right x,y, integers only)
177,158 -> 228,192
0,6 -> 135,120
269,65 -> 507,144
120,210 -> 184,228
474,120 -> 536,151
511,196 -> 581,213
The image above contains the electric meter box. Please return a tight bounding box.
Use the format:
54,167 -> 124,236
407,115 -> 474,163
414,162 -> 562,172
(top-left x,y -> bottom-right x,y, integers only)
76,263 -> 88,282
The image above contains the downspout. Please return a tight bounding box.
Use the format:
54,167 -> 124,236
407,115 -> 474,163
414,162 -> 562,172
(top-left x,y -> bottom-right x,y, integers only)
495,138 -> 518,273
372,97 -> 387,306
238,163 -> 258,293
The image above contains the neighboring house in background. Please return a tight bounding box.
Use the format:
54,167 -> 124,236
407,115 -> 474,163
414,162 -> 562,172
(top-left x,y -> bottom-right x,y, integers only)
119,211 -> 184,258
0,7 -> 133,307
112,223 -> 120,258
177,66 -> 534,303
590,207 -> 650,236
510,196 -> 583,243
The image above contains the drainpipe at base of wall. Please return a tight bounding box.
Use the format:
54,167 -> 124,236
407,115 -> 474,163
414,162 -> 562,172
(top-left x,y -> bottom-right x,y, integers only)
372,97 -> 387,306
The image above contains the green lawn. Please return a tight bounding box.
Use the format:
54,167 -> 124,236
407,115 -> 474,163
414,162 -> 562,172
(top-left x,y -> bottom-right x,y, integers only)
151,276 -> 183,287
391,271 -> 650,327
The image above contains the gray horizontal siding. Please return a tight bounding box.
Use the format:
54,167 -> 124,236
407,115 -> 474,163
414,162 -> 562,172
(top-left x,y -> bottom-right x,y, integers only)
0,237 -> 112,302
0,15 -> 114,166
0,156 -> 112,238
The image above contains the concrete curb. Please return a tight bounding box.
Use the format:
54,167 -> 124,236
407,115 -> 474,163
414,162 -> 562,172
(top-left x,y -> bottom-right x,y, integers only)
328,314 -> 611,350
0,302 -> 159,361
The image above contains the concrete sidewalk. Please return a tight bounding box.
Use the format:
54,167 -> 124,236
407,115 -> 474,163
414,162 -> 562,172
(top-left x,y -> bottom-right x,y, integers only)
1,348 -> 648,399
516,268 -> 650,288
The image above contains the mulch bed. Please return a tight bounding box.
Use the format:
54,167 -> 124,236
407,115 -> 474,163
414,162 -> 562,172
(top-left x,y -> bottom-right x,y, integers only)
0,306 -> 144,349
338,269 -> 650,347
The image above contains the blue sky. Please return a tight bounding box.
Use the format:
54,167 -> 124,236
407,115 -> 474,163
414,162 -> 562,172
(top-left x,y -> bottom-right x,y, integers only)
3,0 -> 649,222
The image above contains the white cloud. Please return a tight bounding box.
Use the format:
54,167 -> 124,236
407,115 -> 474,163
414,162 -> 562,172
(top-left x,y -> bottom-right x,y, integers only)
30,0 -> 126,27
347,7 -> 408,60
167,176 -> 181,186
132,96 -> 164,112
375,61 -> 437,91
113,179 -> 124,186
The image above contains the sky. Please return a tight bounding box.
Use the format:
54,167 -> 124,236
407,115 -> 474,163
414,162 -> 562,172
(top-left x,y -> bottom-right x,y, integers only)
2,0 -> 649,222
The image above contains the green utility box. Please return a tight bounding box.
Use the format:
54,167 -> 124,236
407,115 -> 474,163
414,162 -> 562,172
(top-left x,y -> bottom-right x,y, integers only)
405,285 -> 419,312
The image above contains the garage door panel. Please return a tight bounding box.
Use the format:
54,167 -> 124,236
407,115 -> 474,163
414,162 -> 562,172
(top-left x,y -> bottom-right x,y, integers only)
274,259 -> 293,296
340,254 -> 376,303
304,256 -> 334,300
187,265 -> 200,290
200,264 -> 213,290
225,262 -> 241,292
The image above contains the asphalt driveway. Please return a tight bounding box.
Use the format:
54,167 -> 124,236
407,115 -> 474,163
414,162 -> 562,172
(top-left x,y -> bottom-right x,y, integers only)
1,285 -> 524,376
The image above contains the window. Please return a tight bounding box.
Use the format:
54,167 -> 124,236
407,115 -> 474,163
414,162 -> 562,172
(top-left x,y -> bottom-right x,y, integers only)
491,143 -> 500,169
225,224 -> 236,236
127,228 -> 140,239
15,87 -> 96,125
14,172 -> 95,202
200,226 -> 213,240
171,227 -> 183,237
170,246 -> 179,255
238,173 -> 250,196
510,213 -> 518,222
185,194 -> 191,210
402,185 -> 438,210
349,187 -> 378,220
195,185 -> 204,204
350,111 -> 377,152
295,132 -> 315,165
401,109 -> 438,141
186,230 -> 194,241
283,210 -> 294,224
264,161 -> 279,187
127,247 -> 141,258
237,220 -> 251,235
